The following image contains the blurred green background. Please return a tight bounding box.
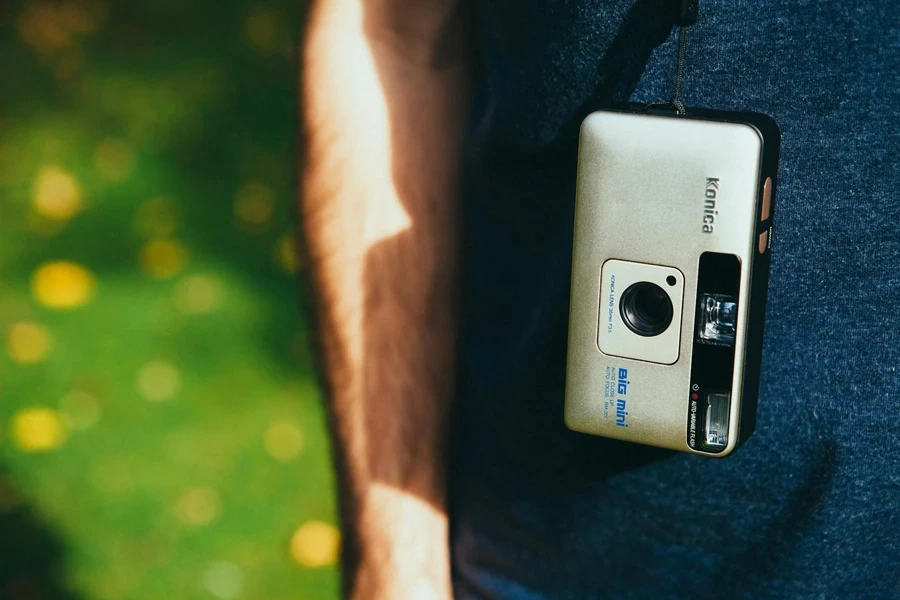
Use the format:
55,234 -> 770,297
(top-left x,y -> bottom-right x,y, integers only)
0,1 -> 341,599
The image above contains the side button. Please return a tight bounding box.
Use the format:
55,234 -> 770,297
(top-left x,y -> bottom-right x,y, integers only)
758,229 -> 769,254
760,177 -> 772,221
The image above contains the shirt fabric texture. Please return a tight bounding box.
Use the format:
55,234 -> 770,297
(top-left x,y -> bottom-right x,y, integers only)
451,1 -> 900,598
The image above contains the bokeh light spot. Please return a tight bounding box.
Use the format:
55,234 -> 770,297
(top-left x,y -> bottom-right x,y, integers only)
31,261 -> 96,309
32,166 -> 83,221
93,139 -> 135,182
202,561 -> 245,600
290,521 -> 340,568
174,275 -> 222,315
263,421 -> 304,462
173,487 -> 222,527
17,2 -> 104,55
7,321 -> 52,364
59,390 -> 101,431
10,408 -> 68,453
136,361 -> 181,402
234,181 -> 274,227
243,7 -> 288,55
139,239 -> 188,279
273,234 -> 300,274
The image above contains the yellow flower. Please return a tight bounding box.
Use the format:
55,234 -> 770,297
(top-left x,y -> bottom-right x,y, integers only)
32,166 -> 82,221
263,421 -> 304,462
290,521 -> 340,567
31,261 -> 96,309
10,408 -> 68,453
7,321 -> 52,364
139,239 -> 187,279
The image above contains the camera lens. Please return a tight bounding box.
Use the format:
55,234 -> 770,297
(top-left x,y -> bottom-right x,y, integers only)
619,282 -> 674,337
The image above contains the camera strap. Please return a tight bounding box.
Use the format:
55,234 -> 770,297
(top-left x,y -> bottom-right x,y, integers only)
653,0 -> 699,114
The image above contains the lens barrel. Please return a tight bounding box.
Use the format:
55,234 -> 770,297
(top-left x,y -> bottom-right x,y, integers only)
619,282 -> 674,337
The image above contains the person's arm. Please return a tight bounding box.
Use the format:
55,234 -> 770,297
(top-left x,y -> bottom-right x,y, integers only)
299,0 -> 471,597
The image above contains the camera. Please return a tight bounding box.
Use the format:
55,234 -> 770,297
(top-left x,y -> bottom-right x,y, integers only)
564,107 -> 780,456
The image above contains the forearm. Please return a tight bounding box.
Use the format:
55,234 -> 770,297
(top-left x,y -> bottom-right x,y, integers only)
299,1 -> 471,597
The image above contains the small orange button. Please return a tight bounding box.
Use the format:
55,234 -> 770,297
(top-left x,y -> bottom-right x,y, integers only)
760,177 -> 772,221
758,229 -> 769,254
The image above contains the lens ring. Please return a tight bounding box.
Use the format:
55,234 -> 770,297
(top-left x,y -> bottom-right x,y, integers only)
619,282 -> 674,337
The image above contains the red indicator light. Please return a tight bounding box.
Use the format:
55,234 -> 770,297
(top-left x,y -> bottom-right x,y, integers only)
691,392 -> 699,400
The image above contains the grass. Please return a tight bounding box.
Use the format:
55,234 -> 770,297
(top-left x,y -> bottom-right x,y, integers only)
0,2 -> 340,598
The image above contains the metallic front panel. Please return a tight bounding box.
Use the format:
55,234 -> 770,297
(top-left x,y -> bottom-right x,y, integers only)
564,111 -> 763,456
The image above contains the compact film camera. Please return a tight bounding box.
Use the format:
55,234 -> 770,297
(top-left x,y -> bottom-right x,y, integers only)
564,107 -> 781,456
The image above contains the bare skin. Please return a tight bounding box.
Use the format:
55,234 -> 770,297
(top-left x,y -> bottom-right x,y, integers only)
299,0 -> 472,597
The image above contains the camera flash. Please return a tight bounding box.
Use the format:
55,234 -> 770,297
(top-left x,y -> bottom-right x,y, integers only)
704,392 -> 730,449
697,294 -> 737,345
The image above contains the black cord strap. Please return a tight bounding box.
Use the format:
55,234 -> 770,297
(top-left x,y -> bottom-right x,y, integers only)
670,25 -> 689,114
676,0 -> 698,26
651,0 -> 698,115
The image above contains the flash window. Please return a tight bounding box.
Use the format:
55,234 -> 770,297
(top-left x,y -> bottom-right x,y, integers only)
697,293 -> 737,345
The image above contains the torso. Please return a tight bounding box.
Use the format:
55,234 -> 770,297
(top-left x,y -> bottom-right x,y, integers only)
452,1 -> 900,597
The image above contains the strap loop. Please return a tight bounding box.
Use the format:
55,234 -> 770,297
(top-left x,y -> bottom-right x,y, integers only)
649,1 -> 698,115
670,25 -> 689,114
675,0 -> 699,26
